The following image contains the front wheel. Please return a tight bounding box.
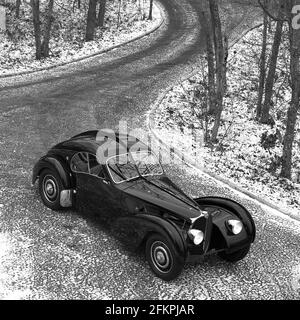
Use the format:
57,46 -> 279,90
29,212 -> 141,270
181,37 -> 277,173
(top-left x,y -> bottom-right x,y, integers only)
218,244 -> 251,262
145,233 -> 184,281
39,169 -> 63,210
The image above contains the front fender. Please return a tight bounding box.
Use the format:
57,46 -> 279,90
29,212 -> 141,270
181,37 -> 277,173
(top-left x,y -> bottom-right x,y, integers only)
113,214 -> 188,259
32,155 -> 72,189
194,196 -> 256,243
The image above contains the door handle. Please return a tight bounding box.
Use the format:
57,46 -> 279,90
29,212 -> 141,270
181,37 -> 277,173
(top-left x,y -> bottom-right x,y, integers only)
103,180 -> 110,185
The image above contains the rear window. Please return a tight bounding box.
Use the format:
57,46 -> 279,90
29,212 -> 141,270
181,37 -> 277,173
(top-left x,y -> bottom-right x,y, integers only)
71,152 -> 105,178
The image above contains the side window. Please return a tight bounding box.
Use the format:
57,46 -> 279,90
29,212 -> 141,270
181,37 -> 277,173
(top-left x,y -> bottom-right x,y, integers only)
88,154 -> 105,179
71,152 -> 89,173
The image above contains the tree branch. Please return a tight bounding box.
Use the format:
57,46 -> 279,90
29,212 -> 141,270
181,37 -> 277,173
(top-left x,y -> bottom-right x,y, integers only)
257,0 -> 288,22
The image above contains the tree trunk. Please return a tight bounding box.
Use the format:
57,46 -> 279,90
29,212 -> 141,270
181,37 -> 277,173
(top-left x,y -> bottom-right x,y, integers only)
30,0 -> 42,60
280,0 -> 300,179
207,31 -> 217,114
209,0 -> 226,142
281,96 -> 299,179
97,0 -> 106,27
117,0 -> 122,28
72,0 -> 81,11
16,0 -> 21,18
148,0 -> 153,20
260,1 -> 284,124
223,34 -> 228,91
201,9 -> 216,115
85,0 -> 97,41
256,7 -> 268,120
41,0 -> 54,58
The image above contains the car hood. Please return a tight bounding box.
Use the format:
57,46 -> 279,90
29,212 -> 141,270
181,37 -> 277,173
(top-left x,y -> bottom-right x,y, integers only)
120,176 -> 202,220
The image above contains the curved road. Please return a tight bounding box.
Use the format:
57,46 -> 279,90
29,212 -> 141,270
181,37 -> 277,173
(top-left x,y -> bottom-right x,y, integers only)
0,0 -> 299,299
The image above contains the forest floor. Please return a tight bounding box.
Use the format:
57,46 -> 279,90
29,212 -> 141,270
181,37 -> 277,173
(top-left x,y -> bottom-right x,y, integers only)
152,24 -> 300,217
0,0 -> 161,76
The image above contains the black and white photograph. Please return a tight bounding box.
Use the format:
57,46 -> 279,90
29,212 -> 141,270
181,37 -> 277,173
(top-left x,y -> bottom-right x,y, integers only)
0,0 -> 299,303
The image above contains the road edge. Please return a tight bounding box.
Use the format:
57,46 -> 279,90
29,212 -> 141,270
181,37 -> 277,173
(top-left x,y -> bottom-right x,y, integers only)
0,1 -> 166,79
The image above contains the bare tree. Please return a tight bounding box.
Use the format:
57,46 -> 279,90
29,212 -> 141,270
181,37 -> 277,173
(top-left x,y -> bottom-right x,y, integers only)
209,0 -> 227,142
41,0 -> 54,58
201,9 -> 217,115
30,0 -> 42,60
30,0 -> 55,59
86,0 -> 97,41
97,0 -> 106,27
117,0 -> 122,28
148,0 -> 153,20
281,0 -> 300,179
72,0 -> 81,11
256,0 -> 269,119
16,0 -> 21,18
259,0 -> 285,124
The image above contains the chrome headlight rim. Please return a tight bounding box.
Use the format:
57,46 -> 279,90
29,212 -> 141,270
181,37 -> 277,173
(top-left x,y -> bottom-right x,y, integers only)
187,229 -> 204,245
226,219 -> 243,235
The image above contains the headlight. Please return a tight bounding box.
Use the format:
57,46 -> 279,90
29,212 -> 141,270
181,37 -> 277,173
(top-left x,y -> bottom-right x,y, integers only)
188,229 -> 204,245
227,220 -> 243,235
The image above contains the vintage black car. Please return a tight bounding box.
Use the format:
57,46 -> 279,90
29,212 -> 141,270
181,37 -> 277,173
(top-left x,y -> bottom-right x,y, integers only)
32,130 -> 256,281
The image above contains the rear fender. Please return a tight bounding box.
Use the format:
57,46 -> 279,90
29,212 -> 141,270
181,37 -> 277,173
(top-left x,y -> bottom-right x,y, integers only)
32,155 -> 72,189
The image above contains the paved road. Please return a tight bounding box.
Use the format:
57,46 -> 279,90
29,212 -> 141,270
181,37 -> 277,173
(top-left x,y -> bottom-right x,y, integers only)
0,0 -> 299,299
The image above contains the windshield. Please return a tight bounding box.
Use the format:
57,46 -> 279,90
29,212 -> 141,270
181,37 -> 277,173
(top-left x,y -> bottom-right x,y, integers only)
106,151 -> 163,183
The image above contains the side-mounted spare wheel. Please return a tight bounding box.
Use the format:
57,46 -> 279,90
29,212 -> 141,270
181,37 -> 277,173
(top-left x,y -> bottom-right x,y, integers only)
145,233 -> 184,281
39,169 -> 64,210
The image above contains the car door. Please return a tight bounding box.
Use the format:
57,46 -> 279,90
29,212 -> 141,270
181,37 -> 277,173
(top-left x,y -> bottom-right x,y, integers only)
71,152 -> 124,224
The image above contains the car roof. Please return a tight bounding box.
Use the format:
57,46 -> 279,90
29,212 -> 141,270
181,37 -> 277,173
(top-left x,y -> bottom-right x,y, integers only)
52,130 -> 150,155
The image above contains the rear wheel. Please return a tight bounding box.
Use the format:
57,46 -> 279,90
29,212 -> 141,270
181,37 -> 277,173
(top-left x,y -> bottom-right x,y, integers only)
218,244 -> 251,262
145,233 -> 184,281
39,169 -> 63,210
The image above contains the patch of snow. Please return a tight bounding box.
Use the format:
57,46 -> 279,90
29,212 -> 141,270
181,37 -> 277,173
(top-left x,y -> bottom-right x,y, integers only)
0,0 -> 161,75
154,24 -> 300,217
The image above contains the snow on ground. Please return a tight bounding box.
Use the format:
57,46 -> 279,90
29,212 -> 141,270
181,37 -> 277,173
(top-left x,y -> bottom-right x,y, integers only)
153,24 -> 300,217
0,0 -> 161,75
0,230 -> 34,299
